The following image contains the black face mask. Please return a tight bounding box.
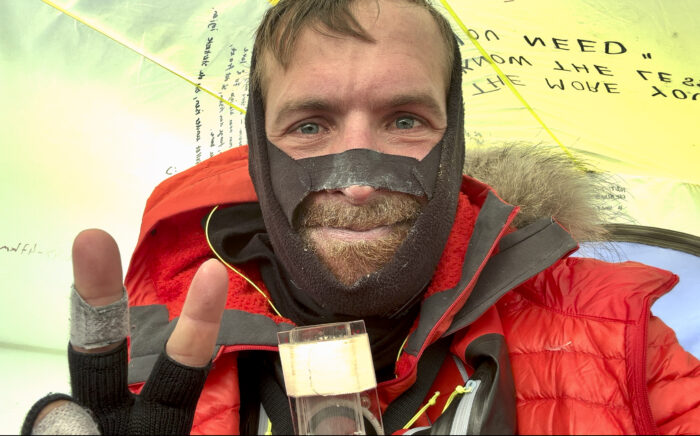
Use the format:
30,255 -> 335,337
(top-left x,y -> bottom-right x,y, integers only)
245,39 -> 464,319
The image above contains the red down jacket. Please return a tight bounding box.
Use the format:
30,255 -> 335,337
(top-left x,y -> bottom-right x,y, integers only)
124,146 -> 700,434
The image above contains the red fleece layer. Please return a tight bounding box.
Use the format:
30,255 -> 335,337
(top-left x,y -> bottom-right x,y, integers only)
145,208 -> 290,324
423,193 -> 477,298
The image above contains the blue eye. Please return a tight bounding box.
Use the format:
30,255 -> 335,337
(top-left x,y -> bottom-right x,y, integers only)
297,123 -> 320,134
395,117 -> 415,129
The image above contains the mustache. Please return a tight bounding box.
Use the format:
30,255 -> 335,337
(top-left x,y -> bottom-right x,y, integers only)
295,192 -> 425,230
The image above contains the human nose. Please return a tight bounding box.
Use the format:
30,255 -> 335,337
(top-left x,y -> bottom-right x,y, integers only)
338,185 -> 377,205
329,112 -> 379,154
327,114 -> 379,204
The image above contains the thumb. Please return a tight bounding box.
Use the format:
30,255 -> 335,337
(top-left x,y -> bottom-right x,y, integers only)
71,229 -> 125,353
166,259 -> 229,367
72,229 -> 124,308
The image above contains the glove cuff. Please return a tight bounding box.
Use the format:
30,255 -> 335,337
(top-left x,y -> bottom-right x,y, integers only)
20,393 -> 85,435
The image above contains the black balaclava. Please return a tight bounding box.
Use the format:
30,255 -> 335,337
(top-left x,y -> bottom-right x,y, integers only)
245,37 -> 464,319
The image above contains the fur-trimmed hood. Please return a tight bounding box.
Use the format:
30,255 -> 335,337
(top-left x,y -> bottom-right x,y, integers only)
464,145 -> 615,242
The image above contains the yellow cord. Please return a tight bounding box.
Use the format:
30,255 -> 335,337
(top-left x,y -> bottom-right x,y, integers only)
265,418 -> 272,435
442,383 -> 474,413
395,335 -> 409,363
401,382 -> 477,429
39,0 -> 246,114
205,205 -> 282,317
439,0 -> 587,172
403,391 -> 441,430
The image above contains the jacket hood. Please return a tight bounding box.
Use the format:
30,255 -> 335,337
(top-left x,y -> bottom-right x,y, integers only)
124,144 -> 578,376
465,144 -> 614,242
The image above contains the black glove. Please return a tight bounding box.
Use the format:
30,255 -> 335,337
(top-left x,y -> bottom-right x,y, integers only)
22,339 -> 209,435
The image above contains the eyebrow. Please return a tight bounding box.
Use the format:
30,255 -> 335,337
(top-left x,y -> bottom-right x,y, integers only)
384,93 -> 445,119
272,92 -> 446,126
274,98 -> 341,126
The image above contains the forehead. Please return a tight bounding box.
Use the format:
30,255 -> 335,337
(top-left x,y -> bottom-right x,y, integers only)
262,0 -> 449,104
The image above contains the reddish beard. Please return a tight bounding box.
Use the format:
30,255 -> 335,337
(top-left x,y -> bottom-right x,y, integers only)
295,191 -> 425,286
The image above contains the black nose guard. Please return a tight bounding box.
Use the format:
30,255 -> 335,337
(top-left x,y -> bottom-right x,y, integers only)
268,142 -> 442,225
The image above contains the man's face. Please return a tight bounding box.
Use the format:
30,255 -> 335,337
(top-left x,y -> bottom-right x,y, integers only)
264,0 -> 448,285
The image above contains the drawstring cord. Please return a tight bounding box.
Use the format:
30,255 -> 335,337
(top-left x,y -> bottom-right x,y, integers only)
402,381 -> 476,430
442,382 -> 474,413
403,391 -> 441,430
204,205 -> 283,317
396,335 -> 409,363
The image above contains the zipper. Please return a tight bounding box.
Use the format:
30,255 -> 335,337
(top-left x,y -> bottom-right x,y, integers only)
449,379 -> 480,435
225,344 -> 279,353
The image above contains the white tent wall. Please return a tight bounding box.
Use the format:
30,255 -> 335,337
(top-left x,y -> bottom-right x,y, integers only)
1,0 -> 698,432
1,0 -> 265,349
1,1 -> 267,431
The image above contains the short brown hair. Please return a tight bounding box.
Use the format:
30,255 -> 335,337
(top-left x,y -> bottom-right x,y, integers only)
252,0 -> 456,95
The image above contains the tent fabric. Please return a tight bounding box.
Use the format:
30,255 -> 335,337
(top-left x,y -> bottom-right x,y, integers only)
1,0 -> 698,432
